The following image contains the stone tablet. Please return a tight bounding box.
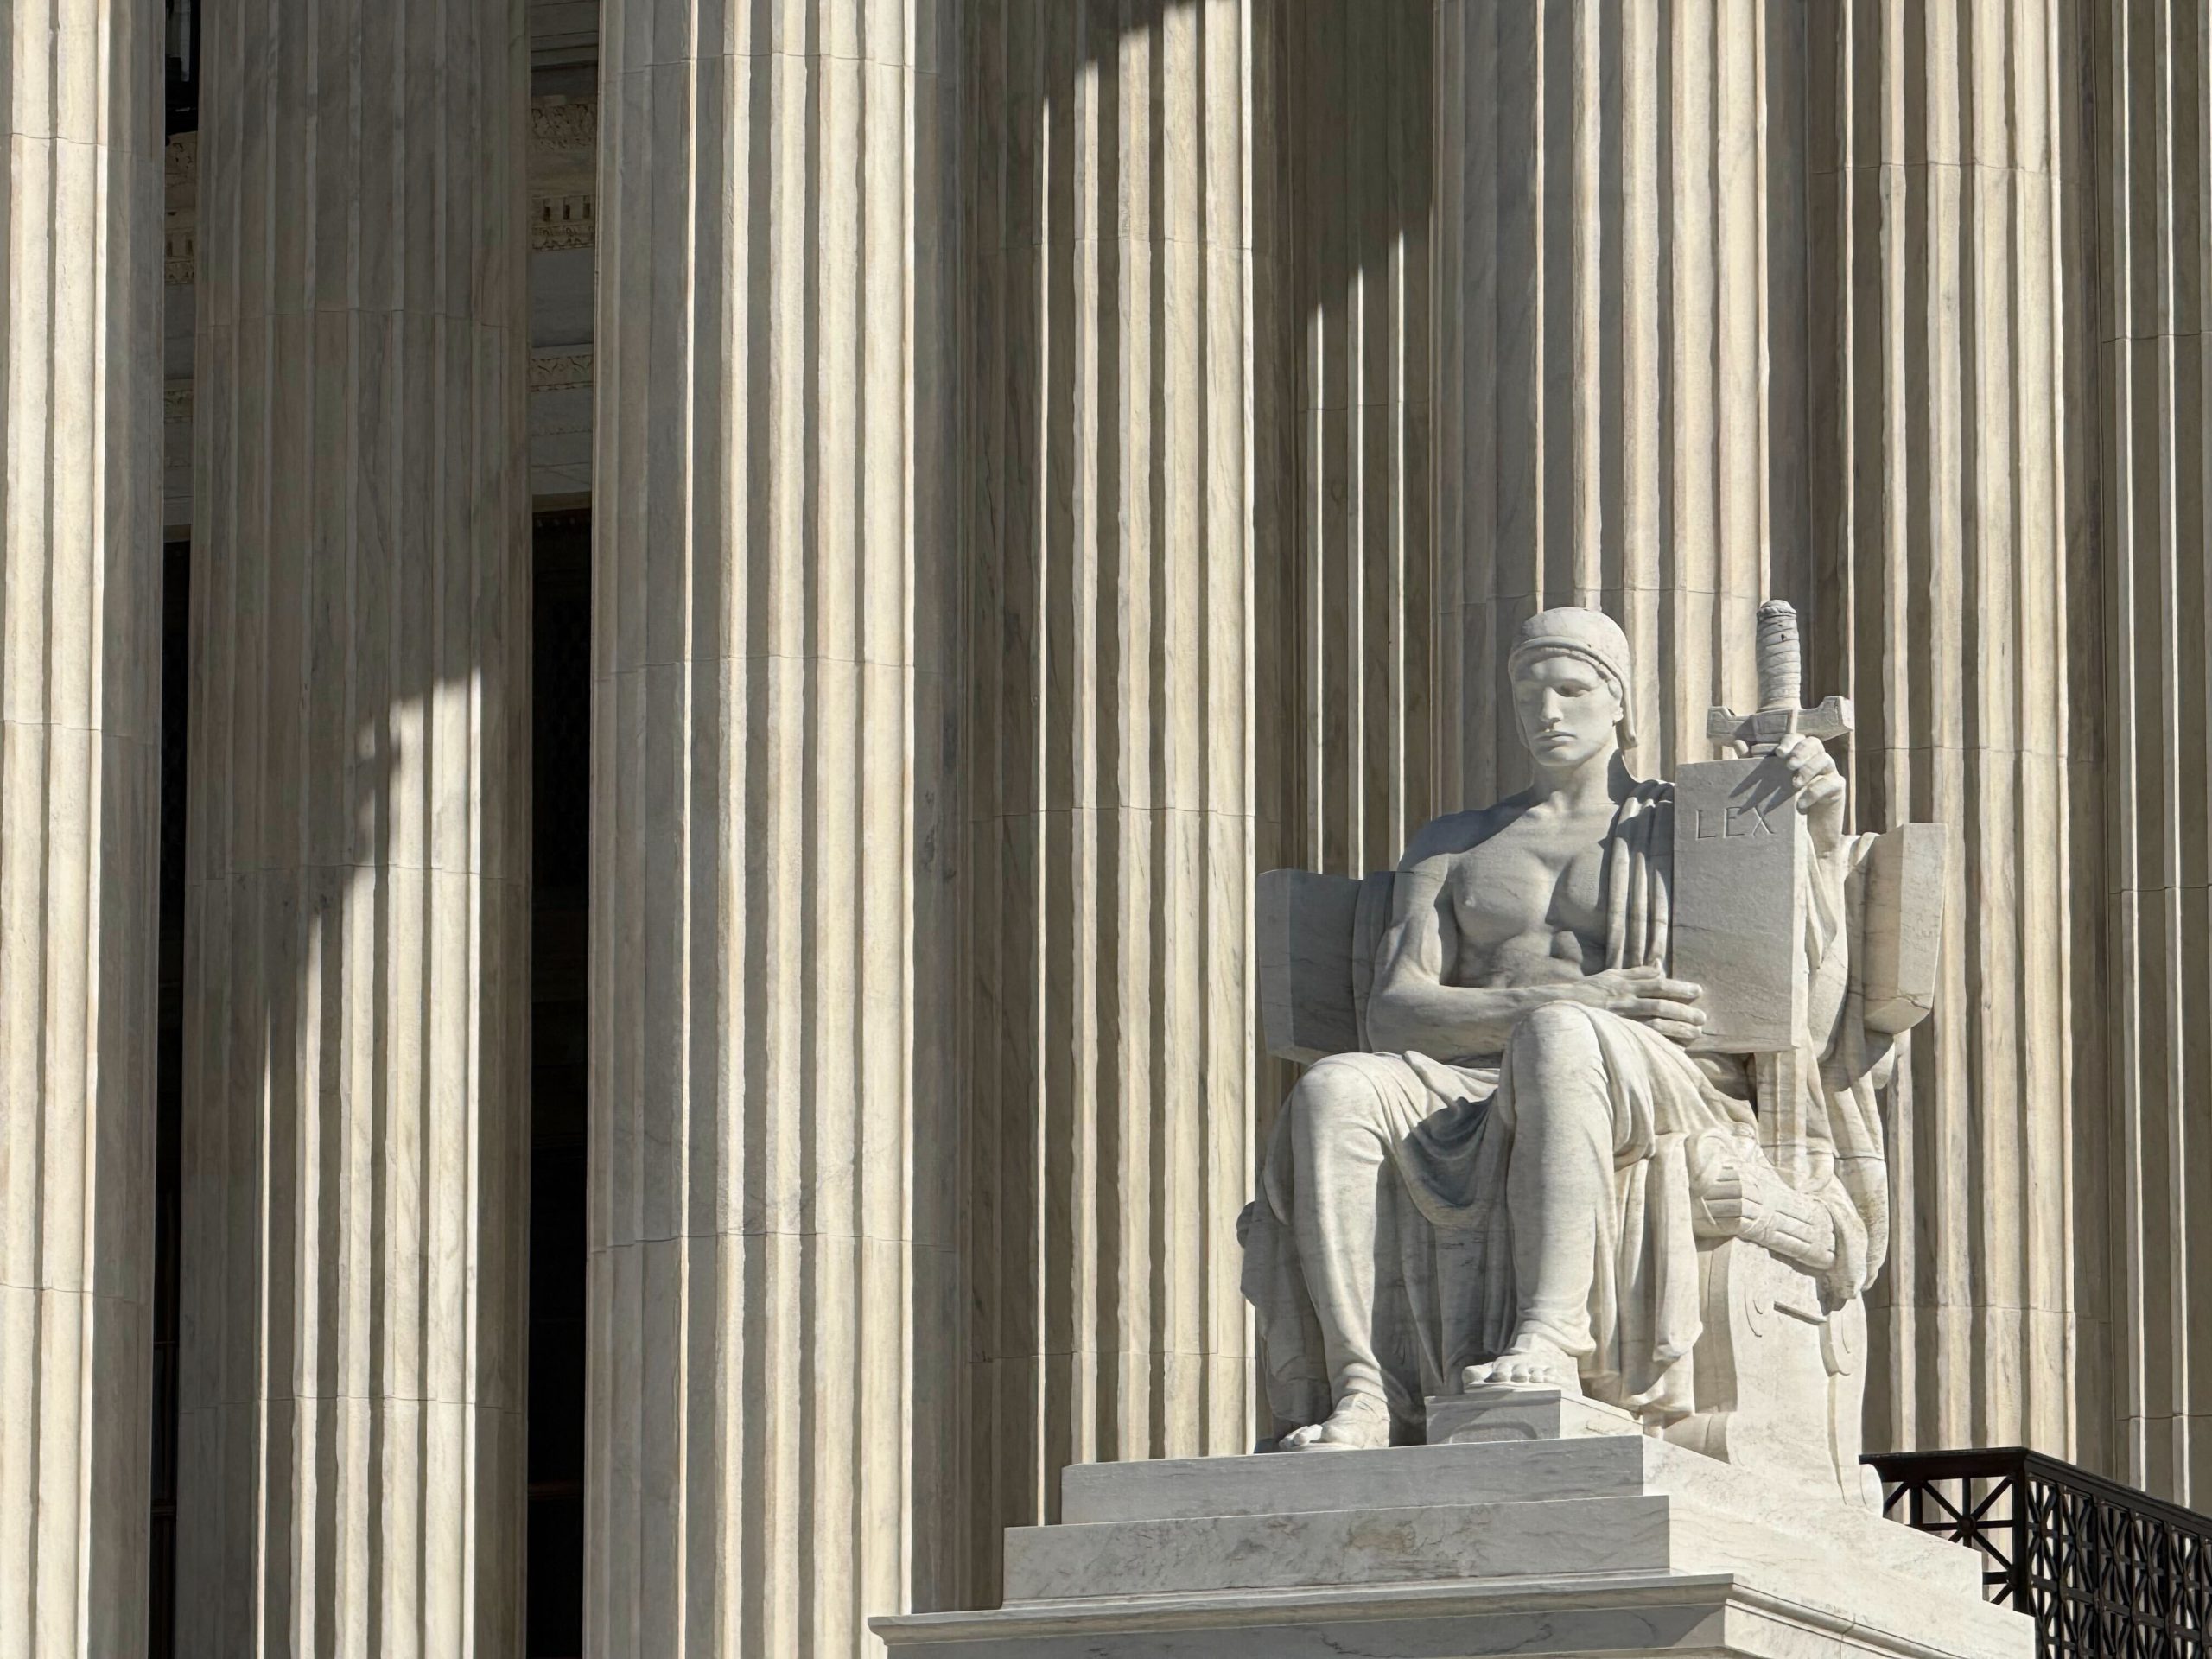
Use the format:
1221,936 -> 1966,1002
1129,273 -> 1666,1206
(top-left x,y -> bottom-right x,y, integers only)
1670,753 -> 1807,1052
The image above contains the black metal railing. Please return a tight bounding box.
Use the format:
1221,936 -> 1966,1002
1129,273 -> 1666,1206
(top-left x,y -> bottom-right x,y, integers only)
1868,1448 -> 2212,1659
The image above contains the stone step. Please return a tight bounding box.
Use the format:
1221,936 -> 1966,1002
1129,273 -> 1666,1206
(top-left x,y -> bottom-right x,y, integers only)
1005,1493 -> 1675,1602
1060,1435 -> 1653,1523
880,1567 -> 2033,1659
1052,1435 -> 1986,1605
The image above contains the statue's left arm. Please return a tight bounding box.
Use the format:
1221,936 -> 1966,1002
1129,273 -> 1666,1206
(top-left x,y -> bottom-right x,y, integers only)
1772,733 -> 1855,1039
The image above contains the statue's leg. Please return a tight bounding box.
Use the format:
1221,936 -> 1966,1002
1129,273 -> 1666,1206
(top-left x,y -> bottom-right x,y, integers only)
1468,1003 -> 1618,1395
1277,1056 -> 1401,1449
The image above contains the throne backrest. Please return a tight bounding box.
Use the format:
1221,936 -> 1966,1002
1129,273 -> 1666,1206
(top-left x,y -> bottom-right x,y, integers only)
1255,868 -> 1396,1063
1256,823 -> 1946,1065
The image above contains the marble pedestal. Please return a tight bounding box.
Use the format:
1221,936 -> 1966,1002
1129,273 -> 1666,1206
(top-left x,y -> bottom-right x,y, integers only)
872,1407 -> 2033,1659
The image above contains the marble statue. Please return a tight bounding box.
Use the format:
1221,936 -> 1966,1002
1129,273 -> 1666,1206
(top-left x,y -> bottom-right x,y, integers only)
1245,603 -> 1943,1501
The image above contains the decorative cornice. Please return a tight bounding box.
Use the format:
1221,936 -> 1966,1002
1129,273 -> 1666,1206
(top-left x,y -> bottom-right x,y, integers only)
531,96 -> 597,154
531,95 -> 597,251
166,133 -> 198,285
533,193 -> 594,253
165,131 -> 197,188
530,349 -> 594,392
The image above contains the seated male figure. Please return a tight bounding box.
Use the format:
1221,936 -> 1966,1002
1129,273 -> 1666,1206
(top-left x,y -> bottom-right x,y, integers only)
1243,607 -> 1847,1452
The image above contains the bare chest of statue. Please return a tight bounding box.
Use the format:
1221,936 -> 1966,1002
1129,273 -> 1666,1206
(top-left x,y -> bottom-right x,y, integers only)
1444,805 -> 1616,988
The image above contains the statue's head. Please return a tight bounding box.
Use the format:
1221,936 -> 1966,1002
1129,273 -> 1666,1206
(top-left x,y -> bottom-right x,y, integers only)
1507,607 -> 1637,769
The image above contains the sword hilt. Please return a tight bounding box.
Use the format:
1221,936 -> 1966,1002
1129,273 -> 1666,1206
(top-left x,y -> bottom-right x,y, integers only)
1756,601 -> 1802,714
1706,596 -> 1855,752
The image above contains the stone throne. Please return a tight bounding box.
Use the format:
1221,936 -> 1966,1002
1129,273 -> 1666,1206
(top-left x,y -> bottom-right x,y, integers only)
1249,607 -> 1948,1507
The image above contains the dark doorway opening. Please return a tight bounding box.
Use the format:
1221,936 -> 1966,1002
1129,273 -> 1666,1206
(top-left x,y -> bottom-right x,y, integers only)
527,508 -> 592,1657
149,540 -> 188,1658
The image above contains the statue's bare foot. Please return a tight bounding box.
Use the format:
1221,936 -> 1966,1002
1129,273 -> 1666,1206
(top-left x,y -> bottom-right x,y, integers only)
1278,1392 -> 1392,1452
1461,1334 -> 1585,1397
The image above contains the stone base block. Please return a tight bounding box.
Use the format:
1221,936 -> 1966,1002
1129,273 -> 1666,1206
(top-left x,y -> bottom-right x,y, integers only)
873,1437 -> 2031,1659
1427,1382 -> 1643,1443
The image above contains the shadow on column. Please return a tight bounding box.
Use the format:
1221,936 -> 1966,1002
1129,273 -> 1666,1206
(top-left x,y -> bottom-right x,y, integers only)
146,506 -> 591,1657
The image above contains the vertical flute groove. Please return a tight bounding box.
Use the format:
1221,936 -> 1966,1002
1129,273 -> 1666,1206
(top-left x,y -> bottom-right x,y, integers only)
0,2 -> 163,1655
177,0 -> 532,1650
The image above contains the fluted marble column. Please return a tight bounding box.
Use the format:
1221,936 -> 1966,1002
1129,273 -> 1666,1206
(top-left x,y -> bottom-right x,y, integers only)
2093,0 -> 2212,1501
0,3 -> 163,1654
1434,0 -> 1814,802
1808,0 -> 2096,1462
177,0 -> 531,1651
1271,0 -> 1435,881
961,0 -> 1280,1608
587,1 -> 962,1651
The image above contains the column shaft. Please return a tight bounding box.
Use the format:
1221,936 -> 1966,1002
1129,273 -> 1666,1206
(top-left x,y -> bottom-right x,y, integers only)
961,0 -> 1280,1607
586,1 -> 963,1651
177,0 -> 532,1650
1272,0 -> 1435,880
0,3 -> 163,1655
1810,0 -> 2095,1461
1434,0 -> 1814,798
2094,0 -> 2212,1499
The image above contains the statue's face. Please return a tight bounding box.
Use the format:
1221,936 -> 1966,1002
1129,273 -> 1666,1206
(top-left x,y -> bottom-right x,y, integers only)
1511,652 -> 1624,770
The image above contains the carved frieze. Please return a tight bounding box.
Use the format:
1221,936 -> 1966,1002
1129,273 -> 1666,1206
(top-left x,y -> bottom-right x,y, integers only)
529,95 -> 596,252
164,132 -> 196,283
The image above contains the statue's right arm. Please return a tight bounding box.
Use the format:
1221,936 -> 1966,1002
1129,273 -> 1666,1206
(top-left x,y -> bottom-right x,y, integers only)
1362,855 -> 1560,1058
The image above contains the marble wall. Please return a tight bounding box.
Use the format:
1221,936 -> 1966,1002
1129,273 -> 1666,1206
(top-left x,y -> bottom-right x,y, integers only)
71,2 -> 2212,1655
